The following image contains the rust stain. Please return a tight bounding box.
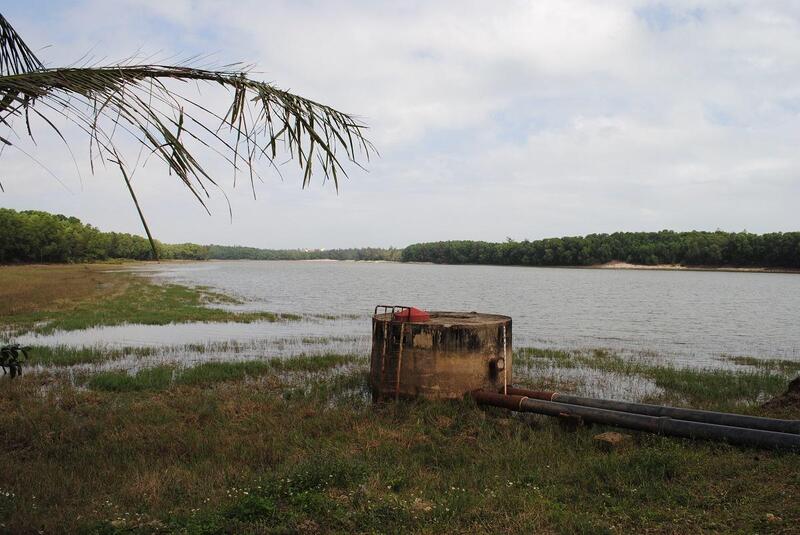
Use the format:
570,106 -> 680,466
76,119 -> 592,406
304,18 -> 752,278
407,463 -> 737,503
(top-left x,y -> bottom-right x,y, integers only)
412,332 -> 433,349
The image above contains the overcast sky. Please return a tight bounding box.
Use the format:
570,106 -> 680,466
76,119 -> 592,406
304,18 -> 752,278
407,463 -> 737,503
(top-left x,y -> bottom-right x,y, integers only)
1,1 -> 799,248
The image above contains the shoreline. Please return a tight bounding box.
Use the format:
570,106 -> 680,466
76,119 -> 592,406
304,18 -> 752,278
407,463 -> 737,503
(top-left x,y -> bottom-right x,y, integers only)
3,259 -> 800,274
586,261 -> 800,274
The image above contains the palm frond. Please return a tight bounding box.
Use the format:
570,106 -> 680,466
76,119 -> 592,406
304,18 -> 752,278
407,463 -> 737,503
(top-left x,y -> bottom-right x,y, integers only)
1,65 -> 373,193
0,14 -> 43,76
0,15 -> 375,259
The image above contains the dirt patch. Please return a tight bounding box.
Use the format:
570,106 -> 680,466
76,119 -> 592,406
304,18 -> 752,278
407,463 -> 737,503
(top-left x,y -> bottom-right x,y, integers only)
762,377 -> 800,409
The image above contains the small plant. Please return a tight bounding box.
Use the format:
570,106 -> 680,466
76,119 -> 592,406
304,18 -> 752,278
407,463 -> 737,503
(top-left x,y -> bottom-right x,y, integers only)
0,344 -> 28,378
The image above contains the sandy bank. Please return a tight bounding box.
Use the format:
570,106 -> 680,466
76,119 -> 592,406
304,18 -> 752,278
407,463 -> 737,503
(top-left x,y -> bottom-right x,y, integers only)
591,261 -> 800,274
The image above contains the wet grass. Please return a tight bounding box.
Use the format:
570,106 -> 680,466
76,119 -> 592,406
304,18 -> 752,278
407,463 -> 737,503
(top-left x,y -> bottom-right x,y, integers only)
16,336 -> 365,371
515,348 -> 796,411
81,354 -> 365,392
306,313 -> 362,321
721,354 -> 800,375
87,366 -> 174,392
0,363 -> 797,534
24,345 -> 162,366
299,336 -> 360,345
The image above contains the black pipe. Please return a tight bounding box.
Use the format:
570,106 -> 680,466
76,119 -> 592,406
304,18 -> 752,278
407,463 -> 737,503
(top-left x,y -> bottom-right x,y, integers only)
506,387 -> 800,435
472,391 -> 800,451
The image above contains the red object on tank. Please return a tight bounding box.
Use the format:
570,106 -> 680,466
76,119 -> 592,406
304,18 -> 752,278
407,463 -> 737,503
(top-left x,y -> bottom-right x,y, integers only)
393,307 -> 430,322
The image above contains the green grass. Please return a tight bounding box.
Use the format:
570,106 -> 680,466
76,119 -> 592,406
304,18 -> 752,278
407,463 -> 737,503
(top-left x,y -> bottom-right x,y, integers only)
1,279 -> 300,336
175,361 -> 274,387
267,353 -> 360,373
81,354 -> 365,392
1,350 -> 798,533
23,341 -> 354,368
515,347 -> 796,411
23,345 -> 163,366
722,354 -> 800,375
86,366 -> 174,392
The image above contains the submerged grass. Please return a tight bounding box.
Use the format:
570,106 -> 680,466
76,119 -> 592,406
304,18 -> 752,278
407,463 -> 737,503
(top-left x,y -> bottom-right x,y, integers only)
23,340 -> 361,368
81,354 -> 365,392
515,347 -> 796,410
722,354 -> 800,376
24,344 -> 163,366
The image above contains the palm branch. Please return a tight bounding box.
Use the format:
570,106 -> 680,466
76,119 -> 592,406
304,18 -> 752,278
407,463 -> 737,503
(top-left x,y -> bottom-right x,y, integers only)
0,13 -> 374,258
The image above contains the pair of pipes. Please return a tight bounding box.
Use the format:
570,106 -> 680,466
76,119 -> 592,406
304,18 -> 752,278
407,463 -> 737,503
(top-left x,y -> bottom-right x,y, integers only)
472,387 -> 800,451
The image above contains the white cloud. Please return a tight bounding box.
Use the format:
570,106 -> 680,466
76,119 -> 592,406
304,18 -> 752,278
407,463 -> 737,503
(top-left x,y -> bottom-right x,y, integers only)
1,1 -> 798,247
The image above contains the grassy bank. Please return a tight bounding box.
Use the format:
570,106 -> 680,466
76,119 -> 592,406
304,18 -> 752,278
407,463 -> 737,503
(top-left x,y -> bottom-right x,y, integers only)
1,265 -> 798,533
1,353 -> 799,534
0,264 -> 300,336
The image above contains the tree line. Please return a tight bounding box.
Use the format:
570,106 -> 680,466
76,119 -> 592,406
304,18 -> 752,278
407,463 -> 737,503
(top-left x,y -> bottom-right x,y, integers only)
0,209 -> 398,263
207,245 -> 401,262
2,209 -> 798,268
0,209 -> 208,262
401,231 -> 800,268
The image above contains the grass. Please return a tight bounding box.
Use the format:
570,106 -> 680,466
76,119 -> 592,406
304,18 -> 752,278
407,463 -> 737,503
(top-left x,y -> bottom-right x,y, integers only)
22,345 -> 163,366
79,354 -> 364,392
0,264 -> 300,336
0,366 -> 798,534
87,366 -> 174,392
0,264 -> 126,317
1,264 -> 798,533
722,354 -> 800,375
515,347 -> 796,411
18,337 -> 366,370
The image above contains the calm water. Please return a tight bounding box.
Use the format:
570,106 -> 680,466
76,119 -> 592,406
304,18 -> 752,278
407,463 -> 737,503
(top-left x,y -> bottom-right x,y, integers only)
20,260 -> 800,366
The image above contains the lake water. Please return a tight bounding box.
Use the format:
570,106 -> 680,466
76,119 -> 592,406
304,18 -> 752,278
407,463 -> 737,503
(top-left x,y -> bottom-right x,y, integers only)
20,260 -> 800,368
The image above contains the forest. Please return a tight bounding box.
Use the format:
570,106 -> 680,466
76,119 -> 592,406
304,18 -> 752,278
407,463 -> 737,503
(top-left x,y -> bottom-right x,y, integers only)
0,209 -> 398,263
207,245 -> 401,262
2,209 -> 798,268
0,209 -> 207,262
401,231 -> 800,268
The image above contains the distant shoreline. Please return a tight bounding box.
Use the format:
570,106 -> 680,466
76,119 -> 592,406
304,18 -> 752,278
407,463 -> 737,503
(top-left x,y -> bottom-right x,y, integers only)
4,258 -> 800,274
585,261 -> 800,274
197,258 -> 800,274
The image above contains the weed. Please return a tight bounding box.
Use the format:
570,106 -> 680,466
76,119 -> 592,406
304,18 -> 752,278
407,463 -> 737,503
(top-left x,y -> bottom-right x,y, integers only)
86,366 -> 173,392
722,354 -> 800,376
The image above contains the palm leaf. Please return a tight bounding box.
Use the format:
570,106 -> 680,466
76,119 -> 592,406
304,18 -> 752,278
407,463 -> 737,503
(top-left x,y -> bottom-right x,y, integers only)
0,14 -> 42,76
0,14 -> 374,259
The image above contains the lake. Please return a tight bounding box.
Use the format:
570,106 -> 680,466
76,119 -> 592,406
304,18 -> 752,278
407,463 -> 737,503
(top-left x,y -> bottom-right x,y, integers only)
20,260 -> 800,369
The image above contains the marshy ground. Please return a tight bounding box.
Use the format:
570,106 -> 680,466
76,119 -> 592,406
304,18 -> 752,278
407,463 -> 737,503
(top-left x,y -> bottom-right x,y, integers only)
0,264 -> 798,533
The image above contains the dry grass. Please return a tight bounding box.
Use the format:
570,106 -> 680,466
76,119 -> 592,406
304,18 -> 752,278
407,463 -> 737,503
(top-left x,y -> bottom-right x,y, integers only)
0,263 -> 298,335
1,369 -> 798,534
0,264 -> 130,317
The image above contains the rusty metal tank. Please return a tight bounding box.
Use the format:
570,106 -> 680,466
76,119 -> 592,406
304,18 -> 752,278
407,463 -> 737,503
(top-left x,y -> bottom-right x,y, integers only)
370,306 -> 512,400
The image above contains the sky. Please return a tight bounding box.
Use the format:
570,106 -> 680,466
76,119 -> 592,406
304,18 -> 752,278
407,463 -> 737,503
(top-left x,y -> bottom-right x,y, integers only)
1,1 -> 799,248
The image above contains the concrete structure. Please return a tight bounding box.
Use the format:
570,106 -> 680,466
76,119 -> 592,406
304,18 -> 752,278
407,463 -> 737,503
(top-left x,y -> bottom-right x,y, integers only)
370,309 -> 512,400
